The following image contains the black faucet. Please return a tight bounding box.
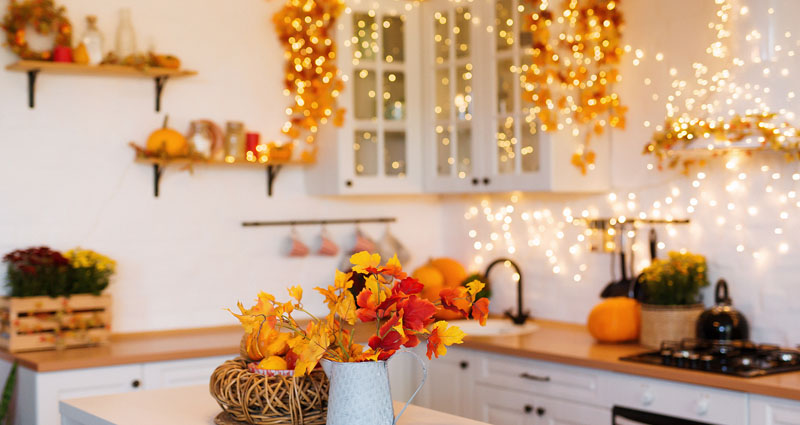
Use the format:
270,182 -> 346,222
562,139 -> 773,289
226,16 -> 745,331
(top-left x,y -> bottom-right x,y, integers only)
484,258 -> 530,325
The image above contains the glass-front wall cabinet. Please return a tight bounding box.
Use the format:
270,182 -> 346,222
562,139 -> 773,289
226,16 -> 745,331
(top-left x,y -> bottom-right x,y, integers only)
328,0 -> 421,194
309,0 -> 608,194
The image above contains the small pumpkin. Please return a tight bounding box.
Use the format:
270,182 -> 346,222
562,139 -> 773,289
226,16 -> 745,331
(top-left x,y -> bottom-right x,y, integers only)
429,257 -> 467,289
145,115 -> 188,157
587,297 -> 641,343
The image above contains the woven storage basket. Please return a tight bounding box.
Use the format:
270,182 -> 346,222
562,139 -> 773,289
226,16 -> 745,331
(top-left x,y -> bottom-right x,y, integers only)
209,357 -> 328,425
640,303 -> 704,348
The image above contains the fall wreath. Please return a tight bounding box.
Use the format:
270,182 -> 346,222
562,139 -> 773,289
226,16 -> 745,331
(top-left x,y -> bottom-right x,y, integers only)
1,0 -> 72,61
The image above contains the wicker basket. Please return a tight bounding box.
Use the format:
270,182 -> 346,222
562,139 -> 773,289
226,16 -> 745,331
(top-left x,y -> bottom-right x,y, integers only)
640,303 -> 704,348
209,357 -> 328,425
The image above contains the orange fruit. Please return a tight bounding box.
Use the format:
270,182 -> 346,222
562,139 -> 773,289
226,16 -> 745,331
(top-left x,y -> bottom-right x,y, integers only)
429,258 -> 467,288
413,265 -> 445,302
587,297 -> 641,343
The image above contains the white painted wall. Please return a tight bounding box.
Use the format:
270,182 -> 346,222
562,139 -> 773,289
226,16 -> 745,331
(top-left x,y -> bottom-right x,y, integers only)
0,0 -> 443,332
440,0 -> 800,346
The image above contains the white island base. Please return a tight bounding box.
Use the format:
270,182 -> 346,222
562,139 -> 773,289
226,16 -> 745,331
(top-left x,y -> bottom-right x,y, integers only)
59,385 -> 489,425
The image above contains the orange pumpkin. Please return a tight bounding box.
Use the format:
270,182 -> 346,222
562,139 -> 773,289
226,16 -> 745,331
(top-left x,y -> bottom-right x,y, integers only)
429,257 -> 467,289
587,297 -> 641,343
413,264 -> 445,302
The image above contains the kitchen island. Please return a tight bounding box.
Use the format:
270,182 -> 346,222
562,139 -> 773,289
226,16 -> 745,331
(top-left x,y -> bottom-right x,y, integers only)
59,384 -> 490,425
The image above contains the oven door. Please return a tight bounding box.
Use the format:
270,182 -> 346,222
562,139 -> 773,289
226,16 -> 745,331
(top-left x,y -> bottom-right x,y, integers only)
613,406 -> 714,425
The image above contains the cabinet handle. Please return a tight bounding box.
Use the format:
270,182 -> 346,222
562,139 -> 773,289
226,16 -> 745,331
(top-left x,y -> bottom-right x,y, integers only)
536,407 -> 546,416
131,379 -> 141,388
519,372 -> 550,382
524,404 -> 533,414
459,361 -> 469,370
471,178 -> 479,185
482,177 -> 490,185
345,180 -> 353,187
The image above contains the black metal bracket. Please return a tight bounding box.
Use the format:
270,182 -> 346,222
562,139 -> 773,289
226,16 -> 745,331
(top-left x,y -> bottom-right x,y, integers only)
154,76 -> 169,112
27,70 -> 40,109
266,165 -> 283,197
153,163 -> 165,197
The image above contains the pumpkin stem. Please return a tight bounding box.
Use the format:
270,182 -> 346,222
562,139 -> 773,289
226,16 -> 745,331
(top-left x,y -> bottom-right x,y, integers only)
162,115 -> 169,129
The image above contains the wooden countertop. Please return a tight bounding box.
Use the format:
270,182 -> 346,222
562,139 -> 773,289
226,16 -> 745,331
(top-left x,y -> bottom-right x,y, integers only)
59,385 -> 490,425
462,320 -> 800,401
0,326 -> 243,372
5,320 -> 800,402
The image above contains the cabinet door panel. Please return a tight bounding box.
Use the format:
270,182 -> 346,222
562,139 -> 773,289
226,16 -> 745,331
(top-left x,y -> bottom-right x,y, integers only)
750,395 -> 800,425
37,364 -> 143,425
412,346 -> 478,419
473,384 -> 536,425
142,355 -> 233,390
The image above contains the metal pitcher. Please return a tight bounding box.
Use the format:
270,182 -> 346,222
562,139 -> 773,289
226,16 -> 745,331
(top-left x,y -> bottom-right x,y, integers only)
320,350 -> 427,425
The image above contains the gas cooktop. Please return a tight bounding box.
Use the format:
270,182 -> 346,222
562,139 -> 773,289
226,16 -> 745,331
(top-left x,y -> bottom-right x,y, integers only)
621,339 -> 800,378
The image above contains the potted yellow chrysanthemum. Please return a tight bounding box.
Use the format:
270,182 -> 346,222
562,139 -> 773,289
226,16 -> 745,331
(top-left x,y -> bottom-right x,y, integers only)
638,251 -> 709,348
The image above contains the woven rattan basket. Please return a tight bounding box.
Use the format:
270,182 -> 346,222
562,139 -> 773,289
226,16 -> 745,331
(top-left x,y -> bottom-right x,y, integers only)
209,357 -> 328,425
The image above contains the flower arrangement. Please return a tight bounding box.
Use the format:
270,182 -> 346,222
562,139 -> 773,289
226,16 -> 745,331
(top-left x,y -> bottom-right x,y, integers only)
3,246 -> 116,297
63,248 -> 116,295
639,251 -> 709,305
230,251 -> 489,376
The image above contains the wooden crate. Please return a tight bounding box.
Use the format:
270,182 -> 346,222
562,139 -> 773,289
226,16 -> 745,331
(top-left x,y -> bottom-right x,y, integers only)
0,294 -> 111,352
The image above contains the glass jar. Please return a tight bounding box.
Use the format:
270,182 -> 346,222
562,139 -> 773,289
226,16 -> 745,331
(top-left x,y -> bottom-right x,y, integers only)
224,121 -> 245,162
81,15 -> 104,65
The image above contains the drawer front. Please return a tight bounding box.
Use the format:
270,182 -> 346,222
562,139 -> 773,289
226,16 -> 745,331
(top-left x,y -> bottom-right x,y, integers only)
750,395 -> 800,425
475,351 -> 605,406
605,373 -> 748,425
473,384 -> 611,425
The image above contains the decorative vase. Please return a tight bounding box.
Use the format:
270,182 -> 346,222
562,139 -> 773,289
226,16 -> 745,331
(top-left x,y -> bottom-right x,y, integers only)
321,350 -> 427,425
115,8 -> 137,59
639,303 -> 704,348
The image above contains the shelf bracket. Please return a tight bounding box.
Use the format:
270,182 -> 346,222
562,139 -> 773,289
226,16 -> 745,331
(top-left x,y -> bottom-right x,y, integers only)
27,70 -> 40,109
266,165 -> 283,197
154,76 -> 169,112
153,163 -> 165,198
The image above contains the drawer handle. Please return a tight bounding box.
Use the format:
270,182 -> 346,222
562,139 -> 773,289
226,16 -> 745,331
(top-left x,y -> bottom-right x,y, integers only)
131,379 -> 141,388
459,361 -> 469,370
519,372 -> 550,382
524,404 -> 533,414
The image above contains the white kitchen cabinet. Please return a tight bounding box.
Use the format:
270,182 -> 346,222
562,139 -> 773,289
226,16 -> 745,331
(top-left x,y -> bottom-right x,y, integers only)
306,0 -> 423,195
412,346 -> 479,419
420,0 -> 610,194
3,353 -> 236,425
141,354 -> 232,390
473,384 -> 610,425
604,372 -> 749,425
750,395 -> 800,425
20,363 -> 143,425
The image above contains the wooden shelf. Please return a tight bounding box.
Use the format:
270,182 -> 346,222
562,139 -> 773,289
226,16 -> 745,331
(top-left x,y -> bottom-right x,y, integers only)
5,60 -> 197,111
134,157 -> 308,198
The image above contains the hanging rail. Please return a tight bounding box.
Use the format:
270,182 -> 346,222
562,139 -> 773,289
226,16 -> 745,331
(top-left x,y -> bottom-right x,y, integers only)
242,217 -> 397,227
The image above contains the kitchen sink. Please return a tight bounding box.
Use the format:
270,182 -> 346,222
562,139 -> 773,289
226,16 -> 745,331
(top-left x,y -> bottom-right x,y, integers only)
450,319 -> 539,337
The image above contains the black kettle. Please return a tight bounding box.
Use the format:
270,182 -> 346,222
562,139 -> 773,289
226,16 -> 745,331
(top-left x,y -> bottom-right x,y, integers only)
696,279 -> 750,341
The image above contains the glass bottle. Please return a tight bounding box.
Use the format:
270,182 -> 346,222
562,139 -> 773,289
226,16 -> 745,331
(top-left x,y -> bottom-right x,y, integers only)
115,9 -> 137,59
224,122 -> 246,162
81,16 -> 104,65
